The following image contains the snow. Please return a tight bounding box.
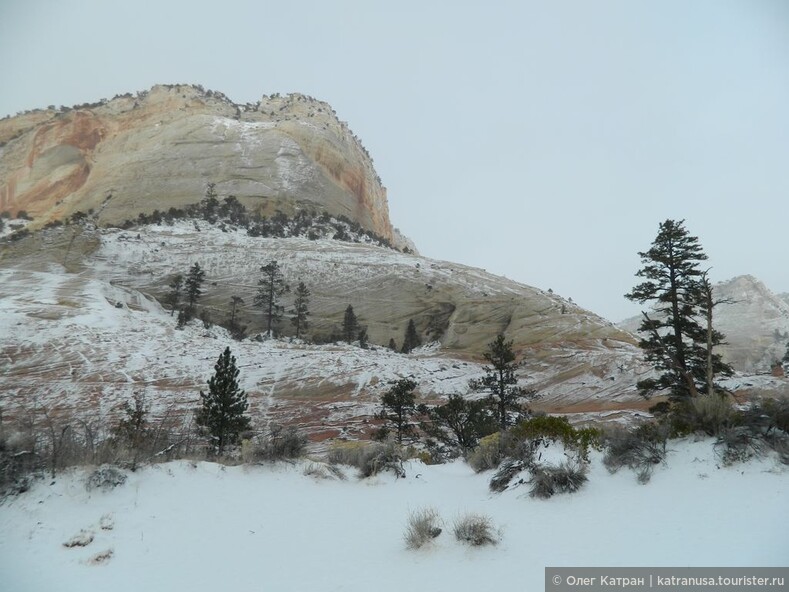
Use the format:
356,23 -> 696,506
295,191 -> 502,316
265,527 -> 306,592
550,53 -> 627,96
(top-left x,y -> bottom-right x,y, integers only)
0,439 -> 786,592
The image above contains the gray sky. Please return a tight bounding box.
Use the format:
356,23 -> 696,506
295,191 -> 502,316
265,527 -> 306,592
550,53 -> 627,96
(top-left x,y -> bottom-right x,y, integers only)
2,0 -> 787,321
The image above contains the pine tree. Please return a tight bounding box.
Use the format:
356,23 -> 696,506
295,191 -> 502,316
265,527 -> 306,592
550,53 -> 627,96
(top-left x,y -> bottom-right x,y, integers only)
401,319 -> 422,353
201,182 -> 219,223
625,219 -> 732,400
254,261 -> 289,338
229,295 -> 244,326
227,296 -> 247,340
196,347 -> 251,454
165,274 -> 184,316
290,281 -> 310,339
696,271 -> 734,396
377,378 -> 418,444
185,263 -> 205,310
782,342 -> 789,365
469,334 -> 534,430
388,338 -> 398,351
422,395 -> 496,451
358,327 -> 369,349
342,305 -> 359,344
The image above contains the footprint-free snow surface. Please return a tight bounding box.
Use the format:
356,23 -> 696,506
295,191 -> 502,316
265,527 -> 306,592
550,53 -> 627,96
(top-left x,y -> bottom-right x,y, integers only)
1,439 -> 786,592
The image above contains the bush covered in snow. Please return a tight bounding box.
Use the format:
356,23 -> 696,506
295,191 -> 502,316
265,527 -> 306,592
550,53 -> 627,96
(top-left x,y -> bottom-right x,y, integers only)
529,461 -> 588,499
85,465 -> 127,491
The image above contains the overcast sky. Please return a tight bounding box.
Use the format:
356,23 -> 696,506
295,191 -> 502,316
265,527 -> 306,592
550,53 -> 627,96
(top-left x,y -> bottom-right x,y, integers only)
1,0 -> 787,321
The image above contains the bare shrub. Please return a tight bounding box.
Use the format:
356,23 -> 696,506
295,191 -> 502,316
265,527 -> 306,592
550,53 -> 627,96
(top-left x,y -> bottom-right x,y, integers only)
85,465 -> 127,491
253,425 -> 307,462
404,507 -> 442,550
466,433 -> 502,472
670,394 -> 735,436
0,422 -> 42,496
714,427 -> 767,466
328,440 -> 405,478
453,513 -> 498,546
302,462 -> 346,480
602,424 -> 667,483
529,462 -> 588,499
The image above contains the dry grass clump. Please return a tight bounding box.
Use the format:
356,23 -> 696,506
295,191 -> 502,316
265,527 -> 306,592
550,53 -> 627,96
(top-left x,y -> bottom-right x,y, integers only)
327,440 -> 405,478
453,513 -> 498,546
404,507 -> 442,550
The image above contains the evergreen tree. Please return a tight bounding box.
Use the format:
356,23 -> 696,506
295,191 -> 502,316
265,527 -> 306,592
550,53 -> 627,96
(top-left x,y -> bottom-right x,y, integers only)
783,342 -> 789,365
388,338 -> 398,351
342,305 -> 359,343
377,378 -> 418,444
625,219 -> 731,400
165,274 -> 184,316
254,261 -> 289,337
229,295 -> 244,326
401,319 -> 422,353
469,334 -> 534,430
696,271 -> 734,396
196,347 -> 251,454
201,182 -> 219,223
358,327 -> 369,349
421,394 -> 497,451
184,263 -> 205,310
290,282 -> 310,339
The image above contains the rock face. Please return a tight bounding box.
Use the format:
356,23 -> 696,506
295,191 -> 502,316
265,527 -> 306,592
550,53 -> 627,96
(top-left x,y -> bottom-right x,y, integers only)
0,85 -> 401,246
712,275 -> 789,372
620,275 -> 789,373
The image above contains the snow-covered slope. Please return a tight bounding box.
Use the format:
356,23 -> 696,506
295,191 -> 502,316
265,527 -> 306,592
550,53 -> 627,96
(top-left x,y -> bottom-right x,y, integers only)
0,221 -> 651,434
1,440 -> 786,592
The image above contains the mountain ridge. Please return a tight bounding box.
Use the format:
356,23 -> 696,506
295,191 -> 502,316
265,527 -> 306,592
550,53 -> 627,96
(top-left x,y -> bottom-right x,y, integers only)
0,84 -> 409,248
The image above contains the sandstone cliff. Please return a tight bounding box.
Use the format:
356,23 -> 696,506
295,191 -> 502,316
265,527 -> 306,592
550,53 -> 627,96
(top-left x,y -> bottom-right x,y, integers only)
0,85 -> 399,245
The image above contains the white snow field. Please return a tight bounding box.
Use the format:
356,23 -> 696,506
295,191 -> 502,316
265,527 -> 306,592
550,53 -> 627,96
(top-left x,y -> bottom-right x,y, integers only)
1,440 -> 786,592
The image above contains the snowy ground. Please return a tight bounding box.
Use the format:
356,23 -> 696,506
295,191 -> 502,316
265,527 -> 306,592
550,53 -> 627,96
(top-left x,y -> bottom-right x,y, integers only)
1,439 -> 786,592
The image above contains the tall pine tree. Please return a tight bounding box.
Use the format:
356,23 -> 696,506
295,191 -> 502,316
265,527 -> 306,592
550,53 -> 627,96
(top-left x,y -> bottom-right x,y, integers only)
342,305 -> 359,344
184,263 -> 205,310
165,274 -> 184,316
377,378 -> 418,444
196,347 -> 251,454
290,281 -> 310,339
401,319 -> 422,353
625,219 -> 731,400
469,334 -> 534,430
255,260 -> 289,338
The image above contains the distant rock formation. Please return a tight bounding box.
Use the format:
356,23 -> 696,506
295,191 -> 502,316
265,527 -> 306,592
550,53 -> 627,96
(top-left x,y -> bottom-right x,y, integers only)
620,275 -> 789,373
0,84 -> 405,247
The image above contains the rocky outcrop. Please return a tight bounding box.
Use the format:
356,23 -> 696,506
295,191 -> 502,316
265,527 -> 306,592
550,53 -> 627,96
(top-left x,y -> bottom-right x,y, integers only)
0,85 -> 399,245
